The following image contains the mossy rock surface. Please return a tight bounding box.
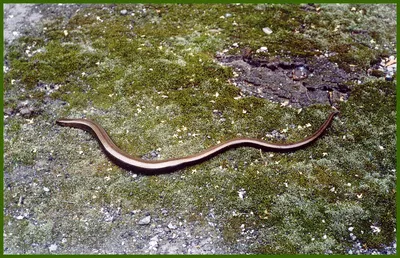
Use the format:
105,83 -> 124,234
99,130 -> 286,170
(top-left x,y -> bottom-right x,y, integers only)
3,3 -> 396,254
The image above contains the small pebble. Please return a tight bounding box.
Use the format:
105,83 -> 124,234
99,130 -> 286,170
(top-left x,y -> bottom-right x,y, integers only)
238,189 -> 246,199
138,215 -> 151,225
149,236 -> 158,249
168,222 -> 177,229
256,46 -> 268,53
19,107 -> 33,117
262,27 -> 273,34
49,244 -> 57,252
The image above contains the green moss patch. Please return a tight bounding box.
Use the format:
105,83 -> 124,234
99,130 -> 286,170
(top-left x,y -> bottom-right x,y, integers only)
3,4 -> 396,254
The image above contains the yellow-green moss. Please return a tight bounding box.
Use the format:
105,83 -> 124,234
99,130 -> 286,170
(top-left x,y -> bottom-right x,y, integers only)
4,4 -> 396,254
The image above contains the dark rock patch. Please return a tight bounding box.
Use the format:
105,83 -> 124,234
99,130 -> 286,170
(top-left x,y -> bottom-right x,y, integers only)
216,48 -> 364,108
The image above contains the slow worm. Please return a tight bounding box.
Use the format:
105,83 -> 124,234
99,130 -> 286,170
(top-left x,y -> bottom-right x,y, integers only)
56,111 -> 338,174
